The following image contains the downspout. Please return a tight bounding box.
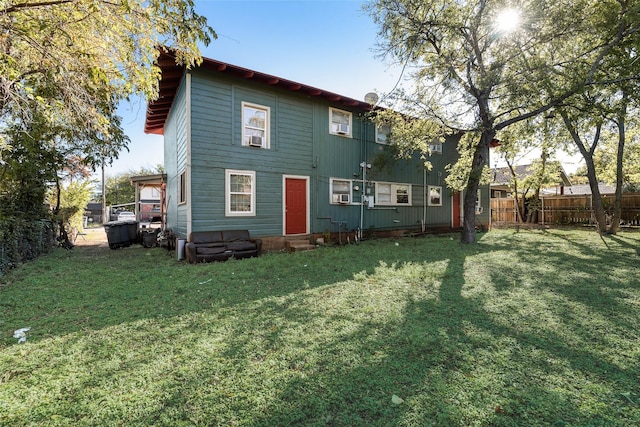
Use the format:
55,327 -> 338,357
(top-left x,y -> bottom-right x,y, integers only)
359,116 -> 365,239
185,72 -> 192,238
423,165 -> 427,233
360,161 -> 366,237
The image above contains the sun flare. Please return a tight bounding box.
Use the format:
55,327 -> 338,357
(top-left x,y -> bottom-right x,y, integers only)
495,8 -> 521,33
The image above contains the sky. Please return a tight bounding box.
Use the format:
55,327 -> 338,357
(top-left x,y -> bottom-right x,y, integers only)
107,0 -> 583,178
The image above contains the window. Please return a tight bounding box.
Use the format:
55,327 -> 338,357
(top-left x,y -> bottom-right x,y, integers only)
178,171 -> 186,204
475,189 -> 483,214
330,178 -> 352,204
376,123 -> 391,144
429,141 -> 443,154
329,107 -> 352,137
375,182 -> 412,206
226,170 -> 256,216
242,102 -> 269,148
428,185 -> 442,206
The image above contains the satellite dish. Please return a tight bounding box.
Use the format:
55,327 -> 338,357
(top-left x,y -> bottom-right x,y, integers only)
364,92 -> 379,105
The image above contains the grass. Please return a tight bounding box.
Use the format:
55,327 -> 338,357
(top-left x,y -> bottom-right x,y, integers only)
1,228 -> 639,426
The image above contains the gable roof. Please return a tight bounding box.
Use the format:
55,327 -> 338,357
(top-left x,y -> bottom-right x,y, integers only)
144,50 -> 377,135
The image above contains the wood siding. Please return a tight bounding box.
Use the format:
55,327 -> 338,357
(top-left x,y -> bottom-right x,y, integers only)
164,68 -> 491,238
164,77 -> 187,236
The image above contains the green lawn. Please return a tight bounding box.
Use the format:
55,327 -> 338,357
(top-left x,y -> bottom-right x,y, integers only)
1,228 -> 639,426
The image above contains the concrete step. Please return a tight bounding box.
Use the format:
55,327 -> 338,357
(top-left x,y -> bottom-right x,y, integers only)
285,239 -> 316,252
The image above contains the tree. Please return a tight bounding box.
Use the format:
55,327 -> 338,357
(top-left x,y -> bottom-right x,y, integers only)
47,179 -> 93,246
103,166 -> 163,207
554,0 -> 640,234
366,0 -> 638,242
0,0 -> 214,226
498,116 -> 568,222
366,0 -> 577,242
1,0 -> 214,155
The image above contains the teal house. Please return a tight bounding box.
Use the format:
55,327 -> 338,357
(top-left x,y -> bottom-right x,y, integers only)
144,51 -> 490,250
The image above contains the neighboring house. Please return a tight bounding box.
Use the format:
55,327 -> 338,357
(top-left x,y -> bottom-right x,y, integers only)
491,163 -> 572,198
144,51 -> 490,249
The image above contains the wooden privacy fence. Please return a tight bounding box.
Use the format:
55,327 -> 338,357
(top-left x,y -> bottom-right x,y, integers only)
490,193 -> 640,225
491,198 -> 518,223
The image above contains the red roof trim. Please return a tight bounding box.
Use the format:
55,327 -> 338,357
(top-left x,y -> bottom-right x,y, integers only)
144,51 -> 374,135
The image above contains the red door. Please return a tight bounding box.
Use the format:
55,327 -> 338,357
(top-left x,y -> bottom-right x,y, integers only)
452,191 -> 462,228
285,178 -> 307,235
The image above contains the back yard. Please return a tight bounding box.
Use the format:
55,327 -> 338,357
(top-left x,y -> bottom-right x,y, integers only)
1,228 -> 639,426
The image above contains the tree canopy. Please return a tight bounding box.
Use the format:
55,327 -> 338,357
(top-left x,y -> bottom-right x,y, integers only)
1,0 -> 213,166
366,0 -> 640,241
0,0 -> 213,222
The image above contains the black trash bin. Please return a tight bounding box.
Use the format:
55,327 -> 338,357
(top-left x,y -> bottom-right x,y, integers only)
104,221 -> 138,249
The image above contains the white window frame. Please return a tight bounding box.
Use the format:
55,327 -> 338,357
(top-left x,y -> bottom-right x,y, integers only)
329,107 -> 352,137
225,169 -> 256,216
429,142 -> 443,154
376,123 -> 391,144
375,182 -> 412,206
178,170 -> 186,205
242,102 -> 270,148
428,185 -> 442,206
475,189 -> 483,214
330,178 -> 352,204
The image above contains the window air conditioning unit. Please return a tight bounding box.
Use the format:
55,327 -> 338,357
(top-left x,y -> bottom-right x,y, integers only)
335,124 -> 350,135
338,193 -> 350,204
475,206 -> 483,214
248,136 -> 263,147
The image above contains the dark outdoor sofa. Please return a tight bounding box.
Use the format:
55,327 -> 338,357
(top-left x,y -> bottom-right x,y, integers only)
185,230 -> 262,263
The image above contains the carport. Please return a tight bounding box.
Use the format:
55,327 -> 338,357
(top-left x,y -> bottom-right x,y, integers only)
130,173 -> 167,231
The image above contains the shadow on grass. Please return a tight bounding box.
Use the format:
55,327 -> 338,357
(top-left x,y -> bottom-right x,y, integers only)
1,230 -> 639,426
225,231 -> 639,426
0,237 -> 453,344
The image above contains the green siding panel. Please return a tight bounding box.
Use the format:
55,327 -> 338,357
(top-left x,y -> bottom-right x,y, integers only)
161,68 -> 491,239
163,77 -> 187,237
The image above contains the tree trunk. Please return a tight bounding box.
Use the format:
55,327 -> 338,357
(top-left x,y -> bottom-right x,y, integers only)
560,111 -> 607,233
505,160 -> 524,223
461,129 -> 495,244
584,157 -> 608,233
608,101 -> 626,234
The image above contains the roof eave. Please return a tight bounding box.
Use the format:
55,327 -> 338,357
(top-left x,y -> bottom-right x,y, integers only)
144,50 -> 376,135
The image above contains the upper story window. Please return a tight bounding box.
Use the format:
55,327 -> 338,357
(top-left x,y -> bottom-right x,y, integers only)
376,124 -> 391,144
429,139 -> 443,154
375,182 -> 412,206
242,102 -> 270,148
330,178 -> 352,204
329,107 -> 352,137
428,185 -> 442,206
225,169 -> 256,216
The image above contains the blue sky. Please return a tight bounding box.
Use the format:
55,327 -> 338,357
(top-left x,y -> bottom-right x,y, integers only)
109,0 -> 403,176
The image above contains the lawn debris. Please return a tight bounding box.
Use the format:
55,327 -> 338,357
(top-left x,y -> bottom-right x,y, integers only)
391,394 -> 404,405
13,327 -> 30,344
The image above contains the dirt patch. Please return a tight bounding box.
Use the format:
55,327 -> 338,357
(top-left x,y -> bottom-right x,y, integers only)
74,227 -> 109,247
